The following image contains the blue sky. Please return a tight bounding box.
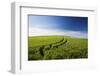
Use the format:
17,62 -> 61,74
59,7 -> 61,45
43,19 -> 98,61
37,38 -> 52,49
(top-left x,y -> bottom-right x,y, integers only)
29,15 -> 88,38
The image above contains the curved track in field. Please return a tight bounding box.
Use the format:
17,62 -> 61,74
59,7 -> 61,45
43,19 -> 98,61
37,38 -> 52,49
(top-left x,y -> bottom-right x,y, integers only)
39,37 -> 67,56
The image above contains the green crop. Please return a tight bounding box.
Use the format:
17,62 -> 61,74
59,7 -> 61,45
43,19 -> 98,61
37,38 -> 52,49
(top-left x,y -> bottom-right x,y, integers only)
28,35 -> 88,60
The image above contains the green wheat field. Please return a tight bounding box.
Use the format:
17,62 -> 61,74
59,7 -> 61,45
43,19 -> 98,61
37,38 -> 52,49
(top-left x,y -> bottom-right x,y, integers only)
28,35 -> 88,60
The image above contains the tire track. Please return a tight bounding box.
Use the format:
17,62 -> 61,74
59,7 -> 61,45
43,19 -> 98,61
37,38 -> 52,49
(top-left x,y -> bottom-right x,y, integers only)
39,37 -> 67,57
38,37 -> 64,56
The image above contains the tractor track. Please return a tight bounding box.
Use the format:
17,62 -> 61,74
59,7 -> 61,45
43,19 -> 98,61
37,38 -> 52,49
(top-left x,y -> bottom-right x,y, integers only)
38,37 -> 67,57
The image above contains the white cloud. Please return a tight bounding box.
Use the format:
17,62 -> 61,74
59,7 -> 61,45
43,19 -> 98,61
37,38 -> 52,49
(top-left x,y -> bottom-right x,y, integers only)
29,27 -> 87,38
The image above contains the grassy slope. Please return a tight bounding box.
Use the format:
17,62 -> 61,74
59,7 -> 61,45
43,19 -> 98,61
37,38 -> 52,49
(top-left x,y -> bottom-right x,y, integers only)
28,35 -> 88,60
28,36 -> 63,47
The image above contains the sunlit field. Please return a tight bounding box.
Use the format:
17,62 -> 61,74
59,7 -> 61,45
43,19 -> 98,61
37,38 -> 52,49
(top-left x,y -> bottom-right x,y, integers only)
28,35 -> 88,60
